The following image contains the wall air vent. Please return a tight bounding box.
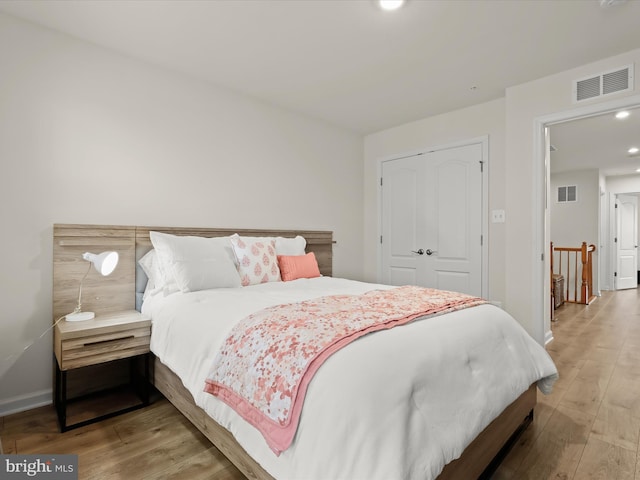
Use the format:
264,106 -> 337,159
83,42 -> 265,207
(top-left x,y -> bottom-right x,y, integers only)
573,64 -> 634,103
557,185 -> 577,203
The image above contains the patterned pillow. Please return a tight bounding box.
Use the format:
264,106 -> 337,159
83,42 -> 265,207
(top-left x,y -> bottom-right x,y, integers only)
230,234 -> 281,286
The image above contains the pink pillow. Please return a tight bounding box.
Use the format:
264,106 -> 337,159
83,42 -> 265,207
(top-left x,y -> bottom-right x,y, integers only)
277,252 -> 321,281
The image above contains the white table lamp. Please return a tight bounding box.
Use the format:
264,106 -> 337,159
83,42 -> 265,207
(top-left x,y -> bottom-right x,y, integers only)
65,251 -> 119,322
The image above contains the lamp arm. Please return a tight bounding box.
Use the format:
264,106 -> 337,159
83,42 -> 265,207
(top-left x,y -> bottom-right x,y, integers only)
73,261 -> 93,314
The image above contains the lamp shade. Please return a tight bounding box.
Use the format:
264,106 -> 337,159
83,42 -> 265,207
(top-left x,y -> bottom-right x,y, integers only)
82,251 -> 119,276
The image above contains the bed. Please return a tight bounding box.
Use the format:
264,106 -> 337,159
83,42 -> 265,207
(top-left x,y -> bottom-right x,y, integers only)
52,224 -> 558,480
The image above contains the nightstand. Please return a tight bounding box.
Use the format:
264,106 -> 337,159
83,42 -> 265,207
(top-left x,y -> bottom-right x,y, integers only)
53,310 -> 151,432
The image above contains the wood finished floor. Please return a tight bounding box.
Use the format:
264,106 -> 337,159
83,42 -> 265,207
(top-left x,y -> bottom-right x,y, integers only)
491,287 -> 640,480
0,396 -> 246,479
1,288 -> 638,479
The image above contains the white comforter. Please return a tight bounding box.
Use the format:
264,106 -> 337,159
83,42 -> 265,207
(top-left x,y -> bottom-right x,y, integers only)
143,277 -> 557,480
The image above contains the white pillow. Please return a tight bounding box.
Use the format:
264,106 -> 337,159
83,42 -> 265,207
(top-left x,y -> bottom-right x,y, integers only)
138,249 -> 162,298
228,235 -> 306,265
229,234 -> 281,286
149,231 -> 241,293
275,235 -> 306,256
172,257 -> 240,292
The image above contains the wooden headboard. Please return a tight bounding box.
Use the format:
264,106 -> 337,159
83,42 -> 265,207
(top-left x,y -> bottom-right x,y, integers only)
53,224 -> 334,322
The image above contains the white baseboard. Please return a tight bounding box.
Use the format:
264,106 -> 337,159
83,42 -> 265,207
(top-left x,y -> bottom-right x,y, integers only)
544,329 -> 554,346
0,389 -> 52,417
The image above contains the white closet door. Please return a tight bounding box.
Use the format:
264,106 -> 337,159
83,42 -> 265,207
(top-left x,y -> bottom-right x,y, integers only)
381,143 -> 483,296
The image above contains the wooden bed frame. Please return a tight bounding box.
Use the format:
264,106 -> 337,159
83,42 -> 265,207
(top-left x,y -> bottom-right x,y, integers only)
52,223 -> 536,480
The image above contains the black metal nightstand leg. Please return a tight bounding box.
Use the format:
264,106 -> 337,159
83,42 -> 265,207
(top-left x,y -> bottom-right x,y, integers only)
142,353 -> 150,405
55,363 -> 68,432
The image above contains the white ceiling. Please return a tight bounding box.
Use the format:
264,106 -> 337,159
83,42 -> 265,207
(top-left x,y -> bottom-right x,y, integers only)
1,0 -> 640,135
550,107 -> 640,177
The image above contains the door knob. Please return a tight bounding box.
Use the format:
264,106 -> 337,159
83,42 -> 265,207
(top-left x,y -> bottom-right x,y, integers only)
411,248 -> 437,256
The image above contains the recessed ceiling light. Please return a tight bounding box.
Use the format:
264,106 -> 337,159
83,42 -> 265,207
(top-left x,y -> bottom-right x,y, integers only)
615,110 -> 630,119
379,0 -> 405,11
629,147 -> 639,154
636,168 -> 640,172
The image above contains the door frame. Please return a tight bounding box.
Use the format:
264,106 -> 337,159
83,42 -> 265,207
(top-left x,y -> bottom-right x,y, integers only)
533,93 -> 640,345
376,136 -> 489,298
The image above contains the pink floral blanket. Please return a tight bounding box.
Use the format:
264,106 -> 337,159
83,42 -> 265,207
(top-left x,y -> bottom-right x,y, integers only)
203,286 -> 486,454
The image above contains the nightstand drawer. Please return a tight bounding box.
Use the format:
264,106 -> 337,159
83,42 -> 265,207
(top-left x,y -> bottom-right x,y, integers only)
54,310 -> 152,371
59,326 -> 150,370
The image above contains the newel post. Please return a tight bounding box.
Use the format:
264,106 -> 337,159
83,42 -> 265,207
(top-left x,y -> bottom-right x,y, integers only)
580,242 -> 588,304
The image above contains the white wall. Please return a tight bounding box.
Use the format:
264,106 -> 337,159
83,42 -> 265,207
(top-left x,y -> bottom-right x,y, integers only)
363,99 -> 506,304
504,48 -> 640,343
365,47 -> 640,346
549,169 -> 600,296
550,170 -> 600,249
607,174 -> 640,194
0,13 -> 364,414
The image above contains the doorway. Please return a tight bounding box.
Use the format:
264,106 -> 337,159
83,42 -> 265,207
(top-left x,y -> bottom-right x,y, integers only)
535,96 -> 640,344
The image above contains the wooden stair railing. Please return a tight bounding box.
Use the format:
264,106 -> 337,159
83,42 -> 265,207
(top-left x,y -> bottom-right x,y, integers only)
551,241 -> 596,306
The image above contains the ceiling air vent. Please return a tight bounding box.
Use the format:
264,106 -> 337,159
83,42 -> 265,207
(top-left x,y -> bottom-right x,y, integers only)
573,64 -> 634,103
